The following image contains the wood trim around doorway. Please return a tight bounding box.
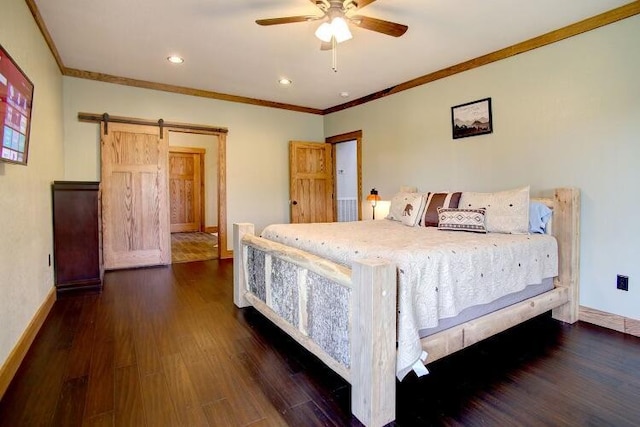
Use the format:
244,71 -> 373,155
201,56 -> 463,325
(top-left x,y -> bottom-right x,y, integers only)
326,130 -> 363,221
169,131 -> 230,259
218,132 -> 230,259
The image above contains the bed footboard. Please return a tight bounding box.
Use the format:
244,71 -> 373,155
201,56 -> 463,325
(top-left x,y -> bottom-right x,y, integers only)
351,259 -> 396,427
233,223 -> 397,427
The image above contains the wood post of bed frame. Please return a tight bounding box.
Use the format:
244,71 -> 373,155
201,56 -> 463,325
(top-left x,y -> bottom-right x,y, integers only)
351,258 -> 397,427
551,187 -> 581,324
233,223 -> 254,308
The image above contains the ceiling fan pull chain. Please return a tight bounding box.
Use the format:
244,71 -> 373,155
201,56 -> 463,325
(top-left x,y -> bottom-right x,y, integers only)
332,37 -> 338,72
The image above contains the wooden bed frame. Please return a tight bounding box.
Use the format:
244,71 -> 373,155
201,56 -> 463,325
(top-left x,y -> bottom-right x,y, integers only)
233,188 -> 580,427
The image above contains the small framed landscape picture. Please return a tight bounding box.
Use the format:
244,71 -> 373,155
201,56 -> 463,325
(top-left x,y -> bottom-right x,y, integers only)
451,97 -> 492,139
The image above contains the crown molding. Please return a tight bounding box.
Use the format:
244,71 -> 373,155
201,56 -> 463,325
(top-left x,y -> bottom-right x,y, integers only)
25,0 -> 640,115
63,68 -> 324,115
323,1 -> 640,114
24,0 -> 65,72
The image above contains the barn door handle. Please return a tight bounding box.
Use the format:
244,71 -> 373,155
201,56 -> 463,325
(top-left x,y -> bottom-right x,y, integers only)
292,200 -> 298,205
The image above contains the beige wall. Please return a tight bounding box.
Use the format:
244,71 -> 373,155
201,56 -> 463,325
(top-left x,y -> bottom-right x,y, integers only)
62,77 -> 325,243
0,0 -> 64,365
325,16 -> 640,320
168,131 -> 219,228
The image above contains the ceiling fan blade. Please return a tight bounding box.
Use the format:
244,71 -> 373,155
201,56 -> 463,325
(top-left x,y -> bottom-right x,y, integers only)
256,16 -> 319,26
350,15 -> 408,37
308,0 -> 330,11
352,0 -> 377,10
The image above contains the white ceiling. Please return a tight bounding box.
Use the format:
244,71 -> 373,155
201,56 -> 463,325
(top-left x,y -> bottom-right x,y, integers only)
34,0 -> 632,111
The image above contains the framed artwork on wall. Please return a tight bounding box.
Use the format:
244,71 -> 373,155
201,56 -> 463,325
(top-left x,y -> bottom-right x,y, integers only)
451,97 -> 492,139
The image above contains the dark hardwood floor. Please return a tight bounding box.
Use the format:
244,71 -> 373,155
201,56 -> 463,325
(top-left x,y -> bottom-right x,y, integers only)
2,259 -> 640,426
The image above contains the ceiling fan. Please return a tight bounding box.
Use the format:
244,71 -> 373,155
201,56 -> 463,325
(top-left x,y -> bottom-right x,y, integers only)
256,0 -> 408,50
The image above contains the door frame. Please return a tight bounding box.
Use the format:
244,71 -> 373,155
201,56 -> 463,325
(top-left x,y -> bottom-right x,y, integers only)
326,130 -> 363,221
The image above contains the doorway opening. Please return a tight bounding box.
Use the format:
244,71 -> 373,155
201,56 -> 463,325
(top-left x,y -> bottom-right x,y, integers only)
326,130 -> 363,221
335,140 -> 358,222
169,131 -> 220,263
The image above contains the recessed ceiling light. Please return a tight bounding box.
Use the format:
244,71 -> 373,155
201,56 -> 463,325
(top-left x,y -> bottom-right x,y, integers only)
167,55 -> 184,64
340,91 -> 350,98
279,78 -> 292,85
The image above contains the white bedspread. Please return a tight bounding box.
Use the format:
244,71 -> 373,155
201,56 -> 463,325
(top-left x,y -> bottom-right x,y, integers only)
261,220 -> 558,380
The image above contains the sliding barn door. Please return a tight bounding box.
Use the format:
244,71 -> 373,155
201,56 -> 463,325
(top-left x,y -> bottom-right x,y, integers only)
101,122 -> 171,269
289,141 -> 334,223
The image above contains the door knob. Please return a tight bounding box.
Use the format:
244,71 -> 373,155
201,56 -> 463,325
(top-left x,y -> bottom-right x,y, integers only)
292,200 -> 298,205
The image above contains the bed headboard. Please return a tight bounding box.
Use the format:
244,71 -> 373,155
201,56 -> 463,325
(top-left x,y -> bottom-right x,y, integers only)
547,188 -> 581,323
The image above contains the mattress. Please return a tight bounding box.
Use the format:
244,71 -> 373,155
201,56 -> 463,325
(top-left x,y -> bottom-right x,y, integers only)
418,277 -> 554,338
261,219 -> 558,379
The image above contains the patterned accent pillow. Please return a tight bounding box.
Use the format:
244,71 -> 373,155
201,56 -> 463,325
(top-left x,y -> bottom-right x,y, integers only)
437,207 -> 487,233
458,186 -> 530,234
422,192 -> 462,227
386,192 -> 427,227
387,192 -> 418,221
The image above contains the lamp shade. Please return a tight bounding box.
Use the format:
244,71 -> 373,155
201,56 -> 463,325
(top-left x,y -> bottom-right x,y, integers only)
366,188 -> 381,220
331,17 -> 352,43
315,17 -> 353,44
314,22 -> 333,42
366,188 -> 381,203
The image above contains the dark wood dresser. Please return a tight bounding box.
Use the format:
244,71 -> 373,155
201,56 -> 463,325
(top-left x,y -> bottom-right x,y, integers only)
52,181 -> 103,294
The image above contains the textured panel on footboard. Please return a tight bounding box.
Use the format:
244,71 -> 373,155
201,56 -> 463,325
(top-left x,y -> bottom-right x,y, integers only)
247,247 -> 266,302
271,257 -> 299,326
308,271 -> 351,368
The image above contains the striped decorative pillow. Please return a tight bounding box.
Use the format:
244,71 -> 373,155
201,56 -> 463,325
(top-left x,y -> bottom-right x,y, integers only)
422,192 -> 462,227
437,207 -> 487,233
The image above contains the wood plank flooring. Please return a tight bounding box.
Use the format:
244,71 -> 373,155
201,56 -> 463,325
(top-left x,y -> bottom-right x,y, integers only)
171,232 -> 218,264
2,259 -> 640,426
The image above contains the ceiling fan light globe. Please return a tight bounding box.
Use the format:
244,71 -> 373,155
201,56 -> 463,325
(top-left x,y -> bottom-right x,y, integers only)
315,22 -> 333,42
331,17 -> 352,43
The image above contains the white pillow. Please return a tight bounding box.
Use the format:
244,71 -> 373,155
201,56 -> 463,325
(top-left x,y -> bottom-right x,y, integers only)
386,192 -> 427,227
458,186 -> 530,234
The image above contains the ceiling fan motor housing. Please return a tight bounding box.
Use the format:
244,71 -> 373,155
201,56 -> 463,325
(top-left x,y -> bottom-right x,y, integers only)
317,0 -> 358,15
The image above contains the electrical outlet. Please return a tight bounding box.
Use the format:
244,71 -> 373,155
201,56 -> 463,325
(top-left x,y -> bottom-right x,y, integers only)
617,275 -> 629,291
